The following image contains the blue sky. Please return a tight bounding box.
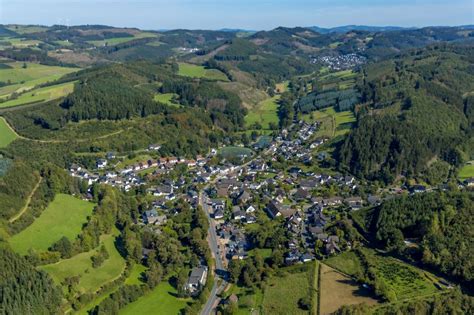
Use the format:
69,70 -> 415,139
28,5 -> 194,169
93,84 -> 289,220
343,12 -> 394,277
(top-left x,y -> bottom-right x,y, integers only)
1,0 -> 473,30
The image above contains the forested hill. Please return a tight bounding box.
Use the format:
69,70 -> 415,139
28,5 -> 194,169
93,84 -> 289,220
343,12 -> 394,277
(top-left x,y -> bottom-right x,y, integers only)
338,43 -> 474,183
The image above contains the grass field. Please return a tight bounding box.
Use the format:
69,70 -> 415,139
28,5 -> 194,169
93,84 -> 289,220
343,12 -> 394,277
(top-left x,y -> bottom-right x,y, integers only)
6,25 -> 48,34
0,81 -> 76,108
325,251 -> 365,278
41,229 -> 125,295
244,95 -> 280,129
120,279 -> 190,315
320,264 -> 378,315
87,32 -> 157,47
302,106 -> 356,139
0,117 -> 18,148
218,146 -> 253,159
0,62 -> 78,97
125,264 -> 148,285
154,93 -> 180,107
458,162 -> 474,180
10,194 -> 95,254
262,267 -> 312,315
178,63 -> 228,81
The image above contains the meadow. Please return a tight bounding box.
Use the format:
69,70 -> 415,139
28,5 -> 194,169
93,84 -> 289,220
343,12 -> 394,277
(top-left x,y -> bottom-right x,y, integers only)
0,81 -> 76,108
0,117 -> 18,148
154,93 -> 180,107
218,146 -> 253,159
458,161 -> 474,180
40,229 -> 126,295
87,32 -> 157,47
0,62 -> 78,98
244,95 -> 280,130
262,265 -> 313,315
319,264 -> 378,314
120,279 -> 190,315
178,63 -> 228,81
302,106 -> 356,138
10,194 -> 95,254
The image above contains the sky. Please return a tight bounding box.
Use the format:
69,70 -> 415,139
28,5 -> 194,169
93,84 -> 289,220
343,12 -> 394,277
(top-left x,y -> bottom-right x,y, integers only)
1,0 -> 473,30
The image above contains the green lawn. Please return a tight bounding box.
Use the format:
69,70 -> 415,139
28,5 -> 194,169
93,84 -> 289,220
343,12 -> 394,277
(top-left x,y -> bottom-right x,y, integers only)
87,32 -> 157,47
120,280 -> 190,315
40,229 -> 126,295
0,81 -> 76,108
10,194 -> 95,254
245,95 -> 280,129
458,162 -> 474,180
302,106 -> 356,139
178,63 -> 228,81
0,117 -> 18,148
324,251 -> 365,276
262,267 -> 312,315
125,264 -> 148,285
218,146 -> 253,159
154,93 -> 180,107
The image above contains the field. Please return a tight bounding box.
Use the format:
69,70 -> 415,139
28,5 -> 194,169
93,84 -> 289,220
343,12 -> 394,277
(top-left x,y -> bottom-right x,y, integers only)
10,194 -> 95,254
40,229 -> 126,295
218,146 -> 253,159
120,279 -> 190,315
244,95 -> 280,129
0,117 -> 18,148
0,62 -> 78,97
324,251 -> 365,277
0,81 -> 76,108
302,106 -> 356,138
262,266 -> 313,315
154,93 -> 180,107
178,63 -> 228,81
458,161 -> 474,180
125,263 -> 148,285
5,25 -> 48,34
319,264 -> 378,315
87,32 -> 157,47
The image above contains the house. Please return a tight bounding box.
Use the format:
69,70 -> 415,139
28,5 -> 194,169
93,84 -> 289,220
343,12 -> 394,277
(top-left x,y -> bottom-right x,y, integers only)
411,185 -> 426,193
214,208 -> 224,220
148,144 -> 161,151
232,206 -> 245,220
106,152 -> 116,160
293,188 -> 309,201
243,215 -> 256,224
300,253 -> 314,263
464,178 -> 474,187
236,190 -> 251,204
245,205 -> 256,213
367,195 -> 382,206
143,209 -> 166,225
185,266 -> 208,295
70,163 -> 82,173
96,159 -> 108,169
345,197 -> 363,210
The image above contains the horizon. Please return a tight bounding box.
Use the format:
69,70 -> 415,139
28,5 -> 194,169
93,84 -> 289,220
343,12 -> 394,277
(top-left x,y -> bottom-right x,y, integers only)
1,0 -> 473,31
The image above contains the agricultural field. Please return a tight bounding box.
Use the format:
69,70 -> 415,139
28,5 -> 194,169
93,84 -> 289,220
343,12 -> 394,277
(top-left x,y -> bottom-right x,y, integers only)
324,251 -> 365,276
10,194 -> 95,254
178,63 -> 228,81
319,264 -> 378,315
0,61 -> 78,97
5,25 -> 48,34
87,32 -> 157,47
120,279 -> 190,315
0,117 -> 18,148
244,95 -> 280,130
40,229 -> 126,295
458,161 -> 474,180
262,265 -> 314,315
0,81 -> 76,108
218,146 -> 253,160
154,93 -> 180,107
302,106 -> 356,138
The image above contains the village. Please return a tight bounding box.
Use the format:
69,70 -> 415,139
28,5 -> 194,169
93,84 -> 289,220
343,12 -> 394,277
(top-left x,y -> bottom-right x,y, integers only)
68,119 -> 474,296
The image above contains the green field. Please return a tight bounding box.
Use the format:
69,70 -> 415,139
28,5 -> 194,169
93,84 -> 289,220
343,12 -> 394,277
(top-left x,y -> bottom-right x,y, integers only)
5,25 -> 48,34
302,106 -> 356,138
0,117 -> 18,148
458,162 -> 474,180
245,95 -> 280,129
218,146 -> 253,159
262,267 -> 313,315
120,280 -> 190,315
0,62 -> 78,97
41,229 -> 125,295
125,264 -> 148,285
178,63 -> 228,81
87,32 -> 157,47
154,93 -> 180,107
10,194 -> 95,254
0,81 -> 76,108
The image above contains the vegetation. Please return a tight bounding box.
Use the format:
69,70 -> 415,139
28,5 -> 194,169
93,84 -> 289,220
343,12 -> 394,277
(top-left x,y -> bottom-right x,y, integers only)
178,62 -> 228,81
0,117 -> 18,147
245,95 -> 280,130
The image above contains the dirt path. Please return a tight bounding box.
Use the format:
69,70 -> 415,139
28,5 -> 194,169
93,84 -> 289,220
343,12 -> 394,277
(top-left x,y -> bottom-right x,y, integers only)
9,176 -> 43,223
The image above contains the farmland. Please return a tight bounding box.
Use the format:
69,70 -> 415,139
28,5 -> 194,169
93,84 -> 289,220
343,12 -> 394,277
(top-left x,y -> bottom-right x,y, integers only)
40,229 -> 126,295
244,95 -> 280,130
0,117 -> 18,148
319,264 -> 378,314
0,81 -> 76,108
120,279 -> 190,315
218,146 -> 253,160
302,106 -> 356,138
0,62 -> 78,98
87,32 -> 157,47
10,194 -> 95,254
178,63 -> 228,81
262,265 -> 314,315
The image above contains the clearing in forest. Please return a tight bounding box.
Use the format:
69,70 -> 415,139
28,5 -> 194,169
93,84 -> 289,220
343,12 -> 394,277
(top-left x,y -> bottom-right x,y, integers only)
0,117 -> 18,147
178,62 -> 228,81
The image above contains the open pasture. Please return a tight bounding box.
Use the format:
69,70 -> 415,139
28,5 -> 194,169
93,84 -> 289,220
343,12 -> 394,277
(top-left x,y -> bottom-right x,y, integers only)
0,81 -> 76,108
178,63 -> 228,81
244,95 -> 280,130
0,117 -> 18,148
